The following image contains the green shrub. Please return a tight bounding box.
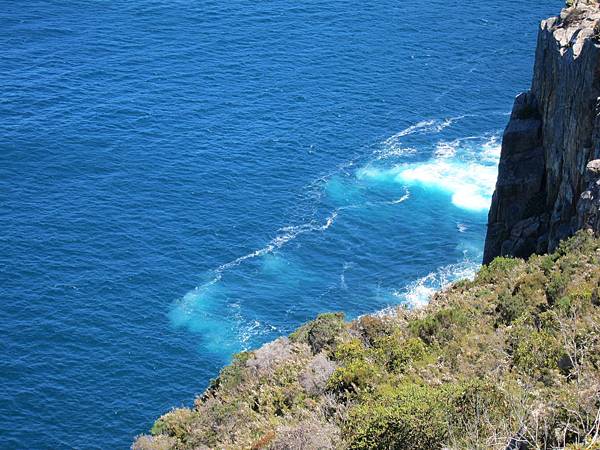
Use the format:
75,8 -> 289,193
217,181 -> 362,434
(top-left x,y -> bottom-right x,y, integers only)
446,379 -> 509,427
374,336 -> 427,373
512,329 -> 565,378
539,254 -> 556,275
332,338 -> 366,362
327,359 -> 380,396
132,435 -> 177,450
561,288 -> 594,315
546,272 -> 569,305
409,307 -> 469,345
496,291 -> 529,325
555,230 -> 599,258
515,269 -> 548,298
290,312 -> 345,353
356,315 -> 393,346
345,383 -> 448,450
151,408 -> 195,440
477,256 -> 521,283
252,384 -> 303,416
565,441 -> 600,450
210,351 -> 252,391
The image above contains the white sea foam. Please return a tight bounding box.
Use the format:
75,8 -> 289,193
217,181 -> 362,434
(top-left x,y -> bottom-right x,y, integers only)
434,140 -> 459,158
390,189 -> 410,204
359,135 -> 501,212
481,135 -> 501,163
375,118 -> 460,160
392,258 -> 480,308
385,117 -> 457,141
375,146 -> 417,160
171,210 -> 340,344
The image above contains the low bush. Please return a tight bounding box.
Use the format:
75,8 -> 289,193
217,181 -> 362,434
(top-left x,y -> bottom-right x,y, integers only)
345,383 -> 449,450
511,327 -> 565,378
477,256 -> 522,284
355,315 -> 393,346
327,358 -> 381,397
290,312 -> 346,353
151,408 -> 195,440
373,335 -> 427,373
408,307 -> 470,344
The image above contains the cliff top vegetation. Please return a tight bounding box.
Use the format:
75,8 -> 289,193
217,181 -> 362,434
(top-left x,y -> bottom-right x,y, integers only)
133,231 -> 600,450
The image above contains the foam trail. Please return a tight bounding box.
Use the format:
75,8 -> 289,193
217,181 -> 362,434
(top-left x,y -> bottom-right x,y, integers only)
375,117 -> 461,161
170,210 -> 340,347
390,189 -> 410,204
218,210 -> 338,275
339,262 -> 353,290
386,117 -> 457,140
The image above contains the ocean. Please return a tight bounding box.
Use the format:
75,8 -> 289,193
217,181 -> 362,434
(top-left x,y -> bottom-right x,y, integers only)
1,1 -> 562,448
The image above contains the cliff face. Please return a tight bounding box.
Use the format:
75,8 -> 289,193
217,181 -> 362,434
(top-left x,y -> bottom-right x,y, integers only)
484,0 -> 600,264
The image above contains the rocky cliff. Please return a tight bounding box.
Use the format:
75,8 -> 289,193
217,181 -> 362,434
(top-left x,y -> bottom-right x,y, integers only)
484,0 -> 600,264
132,4 -> 600,449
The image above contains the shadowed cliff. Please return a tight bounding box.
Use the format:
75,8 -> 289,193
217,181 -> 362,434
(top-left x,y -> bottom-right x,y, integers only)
485,0 -> 600,263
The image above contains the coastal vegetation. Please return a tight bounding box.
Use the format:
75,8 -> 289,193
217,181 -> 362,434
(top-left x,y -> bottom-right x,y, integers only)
134,231 -> 600,449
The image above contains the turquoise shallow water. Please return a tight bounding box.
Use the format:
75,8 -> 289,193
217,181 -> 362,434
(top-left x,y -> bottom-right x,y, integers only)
1,1 -> 562,448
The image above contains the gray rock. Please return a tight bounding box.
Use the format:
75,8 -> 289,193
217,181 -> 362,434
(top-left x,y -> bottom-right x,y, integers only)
586,159 -> 600,179
484,3 -> 600,264
299,352 -> 337,395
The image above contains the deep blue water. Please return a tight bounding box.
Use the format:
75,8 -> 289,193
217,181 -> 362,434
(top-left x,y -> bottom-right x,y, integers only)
1,1 -> 562,448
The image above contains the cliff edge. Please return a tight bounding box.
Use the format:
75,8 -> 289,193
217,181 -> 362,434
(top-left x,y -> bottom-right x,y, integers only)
484,0 -> 600,264
134,232 -> 600,450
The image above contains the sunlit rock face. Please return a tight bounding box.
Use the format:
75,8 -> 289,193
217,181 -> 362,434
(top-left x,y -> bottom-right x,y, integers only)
485,1 -> 600,264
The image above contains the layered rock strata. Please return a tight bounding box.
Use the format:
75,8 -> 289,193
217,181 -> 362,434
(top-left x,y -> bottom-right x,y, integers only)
484,1 -> 600,263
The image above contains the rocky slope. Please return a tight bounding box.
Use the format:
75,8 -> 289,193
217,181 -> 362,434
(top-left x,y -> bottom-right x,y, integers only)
484,0 -> 600,264
133,232 -> 600,449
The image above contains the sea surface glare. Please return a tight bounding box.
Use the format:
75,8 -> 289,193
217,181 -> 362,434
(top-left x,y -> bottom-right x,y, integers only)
1,1 -> 562,448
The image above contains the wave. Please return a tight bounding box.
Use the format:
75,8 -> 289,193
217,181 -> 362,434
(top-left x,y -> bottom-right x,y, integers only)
358,134 -> 500,212
375,117 -> 460,161
391,257 -> 480,308
170,210 -> 339,349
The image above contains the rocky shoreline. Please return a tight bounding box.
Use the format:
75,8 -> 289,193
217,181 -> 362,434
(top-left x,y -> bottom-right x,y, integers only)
134,3 -> 600,449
